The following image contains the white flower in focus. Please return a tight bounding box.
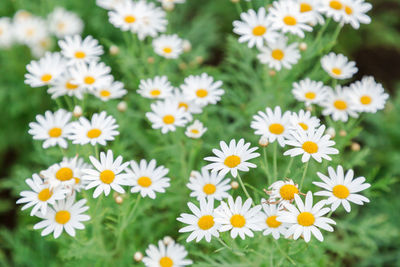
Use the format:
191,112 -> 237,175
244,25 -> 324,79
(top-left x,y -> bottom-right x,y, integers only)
321,52 -> 357,80
59,35 -> 103,65
181,73 -> 224,107
143,239 -> 192,267
25,52 -> 67,87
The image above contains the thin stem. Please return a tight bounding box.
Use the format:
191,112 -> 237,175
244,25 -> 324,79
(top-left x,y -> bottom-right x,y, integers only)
327,210 -> 334,218
283,156 -> 294,178
234,2 -> 243,15
274,240 -> 296,266
94,144 -> 99,160
216,237 -> 231,251
237,173 -> 252,201
64,95 -> 73,111
299,161 -> 309,191
273,142 -> 278,181
262,147 -> 272,184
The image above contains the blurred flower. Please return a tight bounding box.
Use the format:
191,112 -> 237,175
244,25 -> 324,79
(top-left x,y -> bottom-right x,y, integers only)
321,52 -> 357,80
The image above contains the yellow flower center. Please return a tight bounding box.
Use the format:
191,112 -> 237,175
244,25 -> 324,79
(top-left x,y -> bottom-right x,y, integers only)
38,188 -> 52,201
48,127 -> 62,138
74,51 -> 86,59
299,122 -> 308,130
305,91 -> 316,99
297,212 -> 315,226
150,89 -> 161,96
57,22 -> 65,30
124,15 -> 136,24
271,49 -> 284,60
84,76 -> 95,85
65,81 -> 78,90
224,155 -> 241,168
55,167 -> 74,181
300,3 -> 313,12
283,16 -> 297,26
159,257 -> 173,267
41,74 -> 52,82
269,123 -> 284,135
329,0 -> 343,10
55,210 -> 71,224
87,128 -> 102,138
203,183 -> 216,195
302,141 -> 318,154
360,95 -> 372,105
279,184 -> 299,200
332,184 -> 350,199
230,214 -> 246,228
163,47 -> 172,54
252,25 -> 267,36
266,215 -> 282,228
178,102 -> 189,110
100,90 -> 111,97
334,100 -> 347,110
137,176 -> 152,187
345,5 -> 353,14
197,215 -> 215,230
163,115 -> 175,124
331,67 -> 342,76
196,89 -> 208,98
26,28 -> 35,36
74,177 -> 80,184
100,170 -> 115,184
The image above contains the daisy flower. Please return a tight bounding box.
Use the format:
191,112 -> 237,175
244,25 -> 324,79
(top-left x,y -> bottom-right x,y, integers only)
17,174 -> 67,216
143,239 -> 192,267
47,71 -> 85,100
92,77 -> 127,101
177,198 -> 221,242
146,99 -> 192,134
169,89 -> 203,114
251,106 -> 292,147
321,52 -> 358,80
185,120 -> 207,139
82,150 -> 130,198
284,125 -> 339,163
134,1 -> 167,40
320,0 -> 347,23
126,159 -> 170,199
341,0 -> 372,29
59,35 -> 103,65
257,35 -> 300,71
268,0 -> 313,38
29,36 -> 53,58
33,197 -> 90,238
292,78 -> 329,106
152,34 -> 183,59
28,109 -> 73,149
277,191 -> 336,242
204,139 -> 260,178
0,18 -> 13,48
267,179 -> 299,207
13,10 -> 33,22
14,16 -> 48,46
108,0 -> 145,32
290,110 -> 320,131
187,168 -> 231,201
349,76 -> 389,113
25,52 -> 67,87
47,7 -> 84,38
137,75 -> 173,99
96,0 -> 126,10
259,201 -> 288,239
180,73 -> 224,107
215,196 -> 263,240
320,85 -> 359,122
69,61 -> 112,91
232,7 -> 279,49
69,111 -> 119,146
314,165 -> 370,212
297,0 -> 325,25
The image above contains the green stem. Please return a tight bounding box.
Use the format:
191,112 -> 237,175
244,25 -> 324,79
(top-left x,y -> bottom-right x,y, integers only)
299,161 -> 309,191
234,2 -> 243,15
216,237 -> 231,251
64,95 -> 73,111
273,142 -> 278,181
283,156 -> 294,178
237,173 -> 252,201
262,147 -> 272,184
94,144 -> 99,160
274,240 -> 296,266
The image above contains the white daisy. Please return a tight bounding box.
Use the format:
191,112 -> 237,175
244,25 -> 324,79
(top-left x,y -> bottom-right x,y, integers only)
187,168 -> 231,201
177,198 -> 221,242
92,77 -> 127,101
232,7 -> 279,49
251,106 -> 292,147
146,99 -> 192,134
204,139 -> 260,178
69,61 -> 112,91
267,179 -> 299,207
180,73 -> 224,107
96,0 -> 126,10
152,34 -> 183,59
257,35 -> 300,71
28,36 -> 53,58
259,201 -> 288,239
215,196 -> 263,240
349,76 -> 389,113
185,120 -> 207,139
297,0 -> 325,25
277,191 -> 336,242
134,1 -> 167,40
17,174 -> 67,216
341,0 -> 372,29
268,0 -> 313,38
33,197 -> 90,238
108,0 -> 145,32
321,52 -> 358,80
320,0 -> 347,23
137,75 -> 173,99
25,52 -> 67,87
143,239 -> 192,267
28,109 -> 73,149
126,159 -> 170,199
82,150 -> 130,198
290,110 -> 320,131
69,111 -> 119,146
292,78 -> 329,106
13,10 -> 33,22
59,35 -> 103,65
0,18 -> 13,48
284,125 -> 339,163
314,165 -> 370,212
47,7 -> 84,38
320,85 -> 359,122
14,16 -> 48,46
169,88 -> 203,114
47,71 -> 85,100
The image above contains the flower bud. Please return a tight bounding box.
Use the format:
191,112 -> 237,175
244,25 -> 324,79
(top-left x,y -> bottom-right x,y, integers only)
326,127 -> 336,139
163,236 -> 174,245
231,181 -> 239,189
182,40 -> 192,53
147,57 -> 155,64
351,142 -> 361,151
339,130 -> 347,137
133,252 -> 143,262
115,195 -> 123,204
73,105 -> 83,118
109,45 -> 119,55
299,42 -> 307,51
269,70 -> 276,76
117,101 -> 127,112
163,2 -> 174,11
259,136 -> 269,147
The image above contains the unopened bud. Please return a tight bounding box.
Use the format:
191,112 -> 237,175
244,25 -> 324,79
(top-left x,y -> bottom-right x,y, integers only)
305,105 -> 313,112
182,40 -> 192,53
231,181 -> 239,189
133,252 -> 143,262
195,56 -> 203,64
109,45 -> 119,55
115,195 -> 123,204
147,57 -> 155,64
299,42 -> 307,51
73,105 -> 83,117
326,127 -> 336,139
231,0 -> 240,3
117,101 -> 127,112
269,70 -> 276,76
163,236 -> 174,245
259,136 -> 269,147
178,62 -> 187,70
339,130 -> 347,137
163,2 -> 174,11
351,142 -> 361,151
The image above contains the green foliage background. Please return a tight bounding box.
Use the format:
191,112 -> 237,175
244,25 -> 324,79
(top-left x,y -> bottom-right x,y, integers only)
0,0 -> 399,266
